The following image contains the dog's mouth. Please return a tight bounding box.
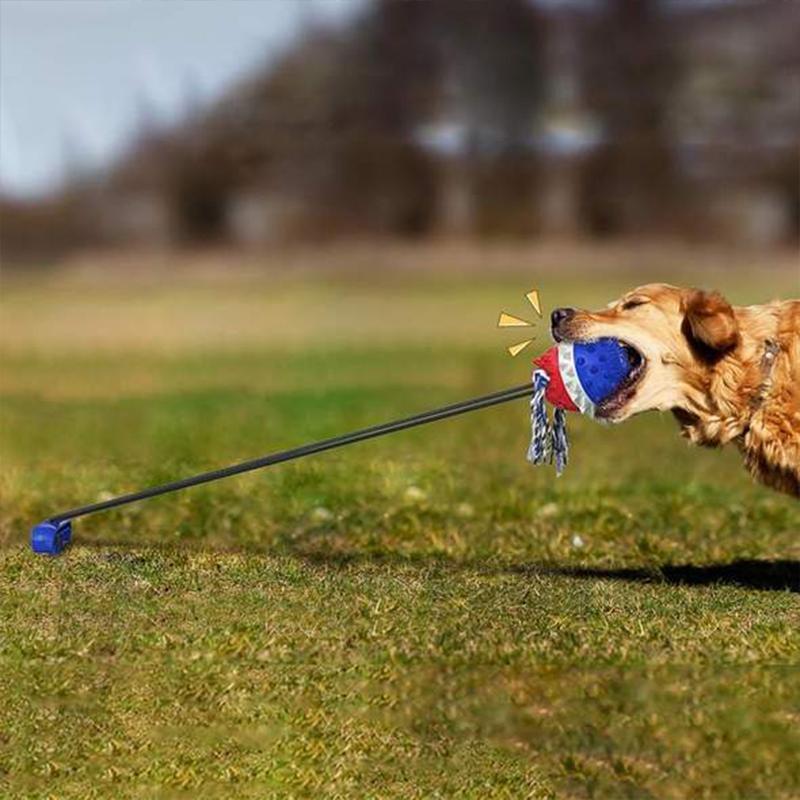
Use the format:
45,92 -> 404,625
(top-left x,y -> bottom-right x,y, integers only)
595,340 -> 647,419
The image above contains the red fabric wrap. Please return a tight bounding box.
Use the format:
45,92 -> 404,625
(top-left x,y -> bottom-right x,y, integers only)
533,347 -> 579,412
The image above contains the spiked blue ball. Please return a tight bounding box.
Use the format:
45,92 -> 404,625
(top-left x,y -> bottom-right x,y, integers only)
572,338 -> 632,405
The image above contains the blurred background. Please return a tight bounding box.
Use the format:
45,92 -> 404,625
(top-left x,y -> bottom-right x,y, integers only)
1,0 -> 798,261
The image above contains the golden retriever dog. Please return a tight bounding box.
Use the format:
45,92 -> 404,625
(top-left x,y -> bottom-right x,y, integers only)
550,284 -> 800,497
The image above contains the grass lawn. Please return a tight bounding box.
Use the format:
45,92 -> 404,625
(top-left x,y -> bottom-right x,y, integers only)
1,245 -> 799,798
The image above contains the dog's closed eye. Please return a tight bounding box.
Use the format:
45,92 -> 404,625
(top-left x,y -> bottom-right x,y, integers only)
621,298 -> 648,311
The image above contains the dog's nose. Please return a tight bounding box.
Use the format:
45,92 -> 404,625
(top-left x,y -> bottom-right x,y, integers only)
551,307 -> 575,329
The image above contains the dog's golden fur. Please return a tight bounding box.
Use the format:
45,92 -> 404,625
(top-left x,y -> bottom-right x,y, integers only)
556,284 -> 800,497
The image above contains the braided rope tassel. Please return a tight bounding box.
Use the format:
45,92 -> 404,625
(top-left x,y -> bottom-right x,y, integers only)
552,407 -> 569,476
527,369 -> 552,466
527,368 -> 570,476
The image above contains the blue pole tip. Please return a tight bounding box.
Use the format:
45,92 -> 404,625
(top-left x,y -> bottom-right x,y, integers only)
31,520 -> 72,555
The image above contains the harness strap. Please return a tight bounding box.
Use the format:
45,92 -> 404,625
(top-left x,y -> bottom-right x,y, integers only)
749,338 -> 780,413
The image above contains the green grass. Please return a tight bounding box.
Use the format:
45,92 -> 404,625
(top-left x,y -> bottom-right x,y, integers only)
1,252 -> 799,798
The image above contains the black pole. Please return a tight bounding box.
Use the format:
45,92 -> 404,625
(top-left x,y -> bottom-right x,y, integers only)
48,382 -> 534,524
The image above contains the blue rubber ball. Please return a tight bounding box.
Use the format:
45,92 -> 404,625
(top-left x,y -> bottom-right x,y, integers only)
573,338 -> 632,405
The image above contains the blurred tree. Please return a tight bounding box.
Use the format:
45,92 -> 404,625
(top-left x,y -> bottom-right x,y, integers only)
315,0 -> 442,235
438,0 -> 547,235
578,0 -> 681,235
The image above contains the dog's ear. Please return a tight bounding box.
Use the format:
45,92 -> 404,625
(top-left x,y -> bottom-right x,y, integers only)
682,289 -> 738,354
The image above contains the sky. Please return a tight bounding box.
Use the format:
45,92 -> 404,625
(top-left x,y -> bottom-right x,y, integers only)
0,0 -> 363,197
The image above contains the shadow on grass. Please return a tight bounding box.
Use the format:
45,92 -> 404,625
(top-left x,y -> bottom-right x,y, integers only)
73,536 -> 799,593
512,560 -> 800,593
292,548 -> 800,593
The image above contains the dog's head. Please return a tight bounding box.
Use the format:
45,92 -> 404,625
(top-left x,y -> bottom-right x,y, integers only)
551,283 -> 739,422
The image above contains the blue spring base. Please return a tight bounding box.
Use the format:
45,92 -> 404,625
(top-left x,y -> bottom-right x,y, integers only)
31,520 -> 72,555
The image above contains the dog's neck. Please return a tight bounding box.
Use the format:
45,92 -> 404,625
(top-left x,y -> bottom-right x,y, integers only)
672,321 -> 780,448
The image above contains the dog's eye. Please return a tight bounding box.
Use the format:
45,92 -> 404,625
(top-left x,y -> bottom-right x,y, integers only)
621,298 -> 647,311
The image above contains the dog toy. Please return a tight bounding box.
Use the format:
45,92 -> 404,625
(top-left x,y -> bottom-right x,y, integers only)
527,338 -> 633,475
29,338 -> 632,555
30,383 -> 537,554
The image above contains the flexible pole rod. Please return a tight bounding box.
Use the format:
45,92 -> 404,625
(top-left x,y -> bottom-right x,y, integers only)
49,382 -> 535,524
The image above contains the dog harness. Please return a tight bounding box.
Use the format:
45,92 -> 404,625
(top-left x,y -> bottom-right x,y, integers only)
750,338 -> 780,412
